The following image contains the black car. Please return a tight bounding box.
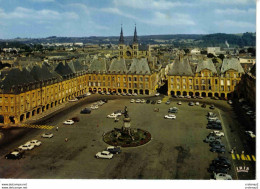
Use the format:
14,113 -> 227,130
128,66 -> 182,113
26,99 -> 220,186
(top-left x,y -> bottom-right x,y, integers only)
165,100 -> 171,105
208,164 -> 229,174
80,108 -> 91,114
188,102 -> 194,106
5,152 -> 23,160
212,157 -> 231,167
210,146 -> 225,153
209,141 -> 224,147
101,99 -> 108,103
207,125 -> 222,130
209,105 -> 215,109
106,146 -> 121,154
151,100 -> 156,104
201,104 -> 206,108
168,109 -> 178,113
146,100 -> 151,104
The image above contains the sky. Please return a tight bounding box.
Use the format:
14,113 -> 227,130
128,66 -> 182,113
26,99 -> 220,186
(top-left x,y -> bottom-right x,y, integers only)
0,0 -> 256,39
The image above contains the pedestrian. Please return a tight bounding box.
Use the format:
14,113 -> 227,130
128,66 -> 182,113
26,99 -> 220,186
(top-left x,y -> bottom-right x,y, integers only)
56,126 -> 58,131
65,138 -> 68,142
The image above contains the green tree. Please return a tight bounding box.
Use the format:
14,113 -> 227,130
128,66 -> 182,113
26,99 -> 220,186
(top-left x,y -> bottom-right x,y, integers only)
207,53 -> 215,58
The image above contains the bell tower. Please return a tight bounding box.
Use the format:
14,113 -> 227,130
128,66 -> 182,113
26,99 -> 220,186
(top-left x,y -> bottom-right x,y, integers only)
132,24 -> 138,58
119,25 -> 125,59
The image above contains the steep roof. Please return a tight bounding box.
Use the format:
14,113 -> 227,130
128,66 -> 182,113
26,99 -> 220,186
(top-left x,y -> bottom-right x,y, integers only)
108,59 -> 127,74
54,62 -> 73,76
168,56 -> 194,76
196,59 -> 217,73
221,58 -> 244,73
128,58 -> 151,75
88,59 -> 107,73
67,60 -> 85,73
30,64 -> 59,81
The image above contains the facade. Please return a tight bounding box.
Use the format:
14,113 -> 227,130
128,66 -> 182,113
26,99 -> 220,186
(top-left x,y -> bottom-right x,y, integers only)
167,55 -> 245,98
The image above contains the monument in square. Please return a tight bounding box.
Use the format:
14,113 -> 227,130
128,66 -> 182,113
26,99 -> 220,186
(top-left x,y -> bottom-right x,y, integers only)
103,106 -> 151,147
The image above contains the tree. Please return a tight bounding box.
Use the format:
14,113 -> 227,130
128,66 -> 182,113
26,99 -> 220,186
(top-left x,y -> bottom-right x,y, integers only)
201,50 -> 207,55
239,49 -> 246,54
218,54 -> 225,61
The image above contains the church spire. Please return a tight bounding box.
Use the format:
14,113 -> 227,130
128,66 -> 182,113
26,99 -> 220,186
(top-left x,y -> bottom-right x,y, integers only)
119,24 -> 124,44
133,24 -> 138,44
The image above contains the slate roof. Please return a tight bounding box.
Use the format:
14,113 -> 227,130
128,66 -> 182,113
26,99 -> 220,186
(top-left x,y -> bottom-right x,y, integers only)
221,58 -> 244,73
30,64 -> 58,81
54,62 -> 73,76
88,59 -> 107,73
68,60 -> 85,73
168,56 -> 194,76
0,68 -> 36,91
196,59 -> 217,73
108,59 -> 127,74
128,58 -> 151,75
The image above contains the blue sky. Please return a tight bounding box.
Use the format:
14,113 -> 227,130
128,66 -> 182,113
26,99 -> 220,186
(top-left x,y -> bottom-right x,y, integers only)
0,0 -> 256,39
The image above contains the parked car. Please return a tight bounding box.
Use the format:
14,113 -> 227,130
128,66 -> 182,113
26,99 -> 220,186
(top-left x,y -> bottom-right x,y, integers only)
27,140 -> 41,147
209,142 -> 225,148
201,103 -> 206,108
95,151 -> 113,159
186,95 -> 191,99
90,105 -> 98,110
80,108 -> 91,114
84,92 -> 91,97
204,135 -> 221,143
5,151 -> 23,160
179,95 -> 184,98
68,98 -> 78,102
106,146 -> 121,154
246,110 -> 254,115
18,143 -> 34,151
130,99 -> 135,103
133,93 -> 137,96
107,113 -> 118,119
146,100 -> 150,104
157,100 -> 162,104
245,131 -> 256,138
209,105 -> 215,109
155,93 -> 160,96
63,120 -> 74,125
228,100 -> 232,105
188,102 -> 194,106
151,100 -> 156,104
177,101 -> 182,105
195,102 -> 199,106
165,100 -> 171,105
164,114 -> 176,119
208,164 -> 229,174
212,157 -> 231,168
168,107 -> 178,113
135,99 -> 141,103
121,92 -> 126,96
211,131 -> 224,137
214,173 -> 232,180
126,93 -> 132,96
198,96 -> 203,99
210,146 -> 225,153
41,133 -> 53,138
207,124 -> 222,130
141,99 -> 146,103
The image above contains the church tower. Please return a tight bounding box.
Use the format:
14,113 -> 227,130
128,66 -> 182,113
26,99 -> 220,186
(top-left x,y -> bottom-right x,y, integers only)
119,25 -> 125,59
132,24 -> 138,58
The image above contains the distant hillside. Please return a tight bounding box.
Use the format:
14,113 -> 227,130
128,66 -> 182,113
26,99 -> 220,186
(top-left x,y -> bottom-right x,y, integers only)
0,32 -> 255,48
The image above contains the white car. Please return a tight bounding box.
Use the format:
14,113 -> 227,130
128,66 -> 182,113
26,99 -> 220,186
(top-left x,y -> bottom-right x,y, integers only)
121,92 -> 126,96
27,140 -> 42,147
177,101 -> 182,105
130,99 -> 135,103
95,151 -> 113,159
157,100 -> 162,104
116,93 -> 121,96
228,100 -> 232,104
141,99 -> 146,103
18,143 -> 34,150
107,113 -> 118,118
68,98 -> 78,102
97,101 -> 105,106
245,131 -> 256,138
63,120 -> 74,125
135,99 -> 141,103
214,173 -> 232,180
126,93 -> 132,96
211,131 -> 225,137
133,93 -> 137,96
106,92 -> 111,95
84,92 -> 91,96
246,110 -> 254,115
186,96 -> 191,99
41,133 -> 53,138
164,114 -> 176,119
90,105 -> 98,110
195,102 -> 199,106
155,93 -> 160,96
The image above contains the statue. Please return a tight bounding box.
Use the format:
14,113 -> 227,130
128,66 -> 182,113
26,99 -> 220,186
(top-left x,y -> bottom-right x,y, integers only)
124,106 -> 129,118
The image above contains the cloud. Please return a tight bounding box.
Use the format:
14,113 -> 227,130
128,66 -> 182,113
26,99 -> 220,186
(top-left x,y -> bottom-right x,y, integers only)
113,0 -> 194,10
0,7 -> 78,20
215,8 -> 256,15
217,20 -> 255,28
30,0 -> 55,2
66,3 -> 90,14
100,7 -> 138,20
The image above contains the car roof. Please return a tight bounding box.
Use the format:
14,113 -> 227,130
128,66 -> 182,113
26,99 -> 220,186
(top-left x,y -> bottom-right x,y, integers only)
11,151 -> 19,155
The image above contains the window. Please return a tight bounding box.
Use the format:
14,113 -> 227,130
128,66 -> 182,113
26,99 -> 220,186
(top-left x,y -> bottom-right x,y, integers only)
234,73 -> 236,78
189,85 -> 192,89
177,78 -> 180,83
215,86 -> 218,91
5,106 -> 8,112
103,76 -> 105,80
232,80 -> 237,85
177,85 -> 180,89
0,97 -> 2,103
93,76 -> 95,80
227,86 -> 230,91
189,79 -> 192,84
123,77 -> 126,82
208,79 -> 211,84
145,84 -> 148,88
221,86 -> 224,91
227,80 -> 230,86
103,82 -> 105,86
134,83 -> 137,88
124,83 -> 127,87
89,76 -> 91,80
134,77 -> 137,81
118,77 -> 120,82
201,73 -> 204,77
227,73 -> 230,77
171,85 -> 174,89
183,78 -> 186,83
11,97 -> 14,103
202,86 -> 206,90
11,107 -> 14,112
5,97 -> 8,103
145,77 -> 149,82
221,80 -> 224,85
215,79 -> 218,84
171,78 -> 173,83
140,77 -> 143,82
108,77 -> 110,81
129,83 -> 131,88
202,79 -> 205,84
98,76 -> 100,80
196,79 -> 198,84
195,85 -> 199,90
112,77 -> 115,81
129,77 -> 132,81
183,85 -> 186,89
139,84 -> 143,88
117,83 -> 120,87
